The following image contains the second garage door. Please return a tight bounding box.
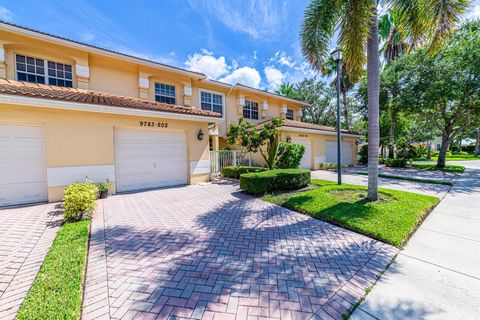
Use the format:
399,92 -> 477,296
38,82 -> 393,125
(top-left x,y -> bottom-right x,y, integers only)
326,141 -> 354,165
114,128 -> 188,192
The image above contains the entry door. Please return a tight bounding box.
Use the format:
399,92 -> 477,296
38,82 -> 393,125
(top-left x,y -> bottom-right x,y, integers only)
114,128 -> 188,192
292,138 -> 312,169
0,123 -> 47,206
326,141 -> 354,165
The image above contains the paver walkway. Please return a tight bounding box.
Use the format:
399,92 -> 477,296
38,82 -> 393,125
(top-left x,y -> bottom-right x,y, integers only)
0,203 -> 62,319
82,181 -> 397,320
350,164 -> 480,319
311,170 -> 450,198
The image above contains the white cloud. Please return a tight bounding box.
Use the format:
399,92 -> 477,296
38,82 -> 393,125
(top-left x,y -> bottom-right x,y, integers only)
269,51 -> 296,68
0,6 -> 14,22
220,67 -> 261,88
264,67 -> 285,90
188,0 -> 288,40
185,50 -> 229,78
465,4 -> 480,19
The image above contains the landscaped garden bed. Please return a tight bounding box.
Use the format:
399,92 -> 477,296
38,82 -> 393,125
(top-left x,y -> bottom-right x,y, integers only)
263,180 -> 439,247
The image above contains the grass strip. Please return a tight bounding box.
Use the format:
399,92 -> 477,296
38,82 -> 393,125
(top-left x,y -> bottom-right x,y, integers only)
409,163 -> 465,173
262,180 -> 439,247
16,219 -> 90,320
352,171 -> 453,185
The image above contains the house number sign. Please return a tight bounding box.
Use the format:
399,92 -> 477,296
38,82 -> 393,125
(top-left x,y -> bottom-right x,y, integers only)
139,121 -> 169,128
299,133 -> 308,137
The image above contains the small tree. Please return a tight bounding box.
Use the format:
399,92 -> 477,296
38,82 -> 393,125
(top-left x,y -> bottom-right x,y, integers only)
226,117 -> 284,168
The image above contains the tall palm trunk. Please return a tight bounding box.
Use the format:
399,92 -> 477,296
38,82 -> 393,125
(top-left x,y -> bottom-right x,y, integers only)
389,108 -> 396,159
367,5 -> 380,201
342,91 -> 350,131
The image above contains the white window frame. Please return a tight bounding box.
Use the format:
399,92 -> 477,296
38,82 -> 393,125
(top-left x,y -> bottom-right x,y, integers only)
198,89 -> 225,117
14,53 -> 74,88
154,82 -> 177,104
286,109 -> 294,120
243,100 -> 259,120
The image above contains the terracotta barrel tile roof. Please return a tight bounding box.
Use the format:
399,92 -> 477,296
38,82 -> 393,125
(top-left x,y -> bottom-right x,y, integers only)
0,79 -> 222,118
259,119 -> 361,135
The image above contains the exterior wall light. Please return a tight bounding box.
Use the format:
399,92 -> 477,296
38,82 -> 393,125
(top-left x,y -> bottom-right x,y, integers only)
197,129 -> 204,141
286,135 -> 292,143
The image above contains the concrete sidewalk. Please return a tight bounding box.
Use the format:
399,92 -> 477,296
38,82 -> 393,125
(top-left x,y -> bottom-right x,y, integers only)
350,166 -> 480,319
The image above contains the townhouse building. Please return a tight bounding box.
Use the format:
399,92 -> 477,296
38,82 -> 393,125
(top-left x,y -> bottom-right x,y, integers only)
0,21 -> 360,206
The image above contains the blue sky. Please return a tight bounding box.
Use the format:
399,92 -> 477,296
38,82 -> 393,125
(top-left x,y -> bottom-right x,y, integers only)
1,0 -> 479,92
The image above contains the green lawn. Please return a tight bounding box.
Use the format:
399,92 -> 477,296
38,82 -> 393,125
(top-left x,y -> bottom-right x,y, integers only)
263,180 -> 439,247
409,163 -> 465,173
354,171 -> 453,185
16,219 -> 90,320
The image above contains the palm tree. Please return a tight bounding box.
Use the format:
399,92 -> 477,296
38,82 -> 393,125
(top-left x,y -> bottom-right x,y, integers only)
275,83 -> 298,99
379,10 -> 408,63
321,57 -> 353,131
301,0 -> 469,200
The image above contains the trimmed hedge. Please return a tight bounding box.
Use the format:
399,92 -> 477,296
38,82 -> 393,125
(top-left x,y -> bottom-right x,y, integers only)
240,169 -> 311,194
64,182 -> 98,221
221,166 -> 267,179
384,158 -> 407,168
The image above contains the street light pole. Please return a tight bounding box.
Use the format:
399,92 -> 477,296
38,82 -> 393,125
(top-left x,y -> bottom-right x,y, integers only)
331,48 -> 342,185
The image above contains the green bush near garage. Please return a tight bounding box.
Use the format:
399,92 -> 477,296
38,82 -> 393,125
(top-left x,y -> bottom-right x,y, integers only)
221,166 -> 267,179
276,142 -> 306,169
63,182 -> 99,221
240,169 -> 311,194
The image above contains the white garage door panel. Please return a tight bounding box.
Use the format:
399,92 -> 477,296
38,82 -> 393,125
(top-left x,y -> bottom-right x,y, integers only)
0,124 -> 47,206
292,138 -> 312,169
115,128 -> 188,192
326,141 -> 353,165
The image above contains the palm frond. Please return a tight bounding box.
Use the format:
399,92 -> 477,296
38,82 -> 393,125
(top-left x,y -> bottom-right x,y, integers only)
426,0 -> 471,50
388,0 -> 429,48
339,0 -> 372,82
300,0 -> 342,71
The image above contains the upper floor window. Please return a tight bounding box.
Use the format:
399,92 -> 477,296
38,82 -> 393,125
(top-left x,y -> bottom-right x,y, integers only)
200,91 -> 223,115
15,54 -> 73,88
286,109 -> 294,120
243,100 -> 259,120
154,83 -> 176,104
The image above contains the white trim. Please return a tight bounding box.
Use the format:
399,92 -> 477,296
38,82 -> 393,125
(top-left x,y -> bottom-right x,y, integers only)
184,86 -> 192,96
0,47 -> 5,63
280,126 -> 362,138
76,64 -> 89,78
281,107 -> 288,114
263,101 -> 269,110
0,94 -> 224,123
0,22 -> 206,79
47,165 -> 115,187
198,88 -> 226,118
138,77 -> 149,89
190,160 -> 210,175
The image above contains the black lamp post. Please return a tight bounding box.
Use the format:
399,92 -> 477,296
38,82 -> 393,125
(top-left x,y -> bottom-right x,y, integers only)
331,47 -> 342,185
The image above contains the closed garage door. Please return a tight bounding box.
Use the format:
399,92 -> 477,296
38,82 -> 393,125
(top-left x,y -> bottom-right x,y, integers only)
326,141 -> 354,165
114,128 -> 188,192
0,123 -> 47,206
292,138 -> 312,169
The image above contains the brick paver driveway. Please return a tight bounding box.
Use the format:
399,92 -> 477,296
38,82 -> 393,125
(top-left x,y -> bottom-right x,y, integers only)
0,203 -> 62,319
83,181 -> 397,320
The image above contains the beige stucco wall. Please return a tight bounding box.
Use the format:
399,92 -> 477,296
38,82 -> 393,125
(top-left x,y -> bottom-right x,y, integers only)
0,104 -> 211,202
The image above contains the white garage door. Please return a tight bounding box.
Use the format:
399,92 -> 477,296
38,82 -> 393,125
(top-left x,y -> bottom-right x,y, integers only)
326,141 -> 354,166
292,138 -> 312,169
0,124 -> 47,206
114,128 -> 188,192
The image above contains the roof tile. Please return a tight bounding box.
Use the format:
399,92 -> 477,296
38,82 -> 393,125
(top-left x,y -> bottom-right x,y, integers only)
0,79 -> 222,118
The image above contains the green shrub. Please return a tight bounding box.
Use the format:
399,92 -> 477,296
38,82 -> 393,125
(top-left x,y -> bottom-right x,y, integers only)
221,166 -> 267,179
276,142 -> 305,169
63,182 -> 99,221
240,169 -> 311,194
384,158 -> 407,168
318,162 -> 338,170
358,144 -> 368,164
